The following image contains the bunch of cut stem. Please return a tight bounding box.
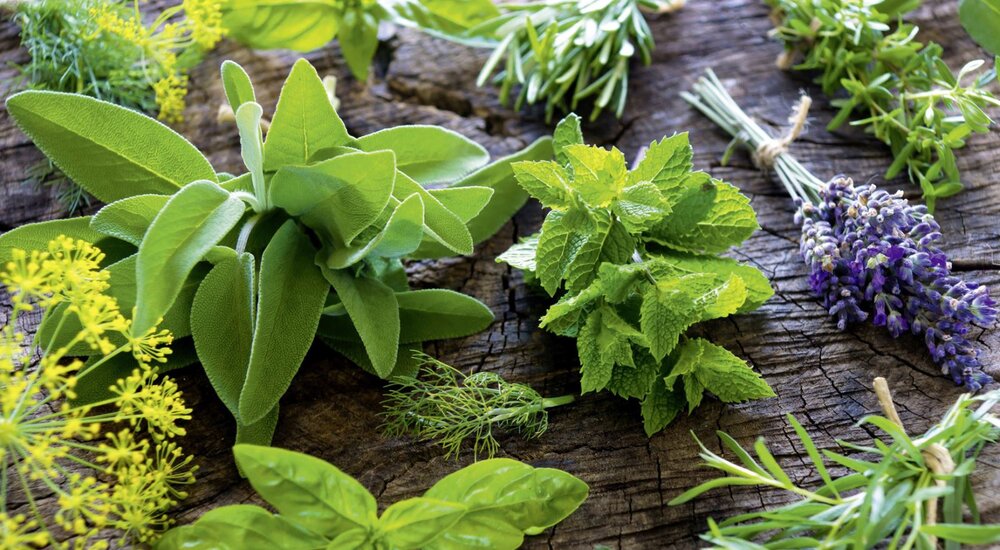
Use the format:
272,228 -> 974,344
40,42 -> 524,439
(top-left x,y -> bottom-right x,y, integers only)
681,69 -> 823,205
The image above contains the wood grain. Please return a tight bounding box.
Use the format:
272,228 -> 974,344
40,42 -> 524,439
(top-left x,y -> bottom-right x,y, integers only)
2,0 -> 999,547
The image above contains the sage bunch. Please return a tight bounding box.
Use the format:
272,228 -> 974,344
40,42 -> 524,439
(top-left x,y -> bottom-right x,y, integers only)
766,0 -> 999,208
684,70 -> 998,390
2,58 -> 551,449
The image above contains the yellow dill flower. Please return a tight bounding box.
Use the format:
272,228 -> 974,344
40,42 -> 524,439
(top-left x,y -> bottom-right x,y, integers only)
0,238 -> 197,546
0,513 -> 49,548
183,0 -> 226,50
153,72 -> 189,124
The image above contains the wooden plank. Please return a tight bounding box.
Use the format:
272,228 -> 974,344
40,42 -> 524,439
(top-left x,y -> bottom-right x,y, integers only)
1,0 -> 999,547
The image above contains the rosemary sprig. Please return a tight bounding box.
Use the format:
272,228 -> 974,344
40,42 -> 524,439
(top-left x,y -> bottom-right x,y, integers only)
764,0 -> 1000,209
381,354 -> 574,459
445,0 -> 683,121
671,378 -> 1000,548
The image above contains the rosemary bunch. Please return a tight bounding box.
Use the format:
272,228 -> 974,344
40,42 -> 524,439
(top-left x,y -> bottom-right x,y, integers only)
765,0 -> 1000,208
381,354 -> 574,459
449,0 -> 683,121
671,378 -> 1000,548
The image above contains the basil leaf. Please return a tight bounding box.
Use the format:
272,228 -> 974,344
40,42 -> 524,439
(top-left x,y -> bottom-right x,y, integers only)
327,528 -> 370,549
422,458 -> 589,549
6,90 -> 216,203
378,498 -> 466,549
154,504 -> 327,550
134,181 -> 246,335
0,217 -> 130,266
233,444 -> 377,538
221,0 -> 341,52
322,267 -> 400,378
959,0 -> 1000,54
264,58 -> 350,171
221,60 -> 256,111
356,125 -> 490,185
319,289 -> 493,345
90,194 -> 169,246
270,150 -> 396,248
339,6 -> 381,81
191,252 -> 255,419
239,221 -> 328,425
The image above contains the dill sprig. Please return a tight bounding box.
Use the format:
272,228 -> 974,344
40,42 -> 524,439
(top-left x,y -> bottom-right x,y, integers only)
671,377 -> 1000,548
381,354 -> 574,459
765,0 -> 1000,209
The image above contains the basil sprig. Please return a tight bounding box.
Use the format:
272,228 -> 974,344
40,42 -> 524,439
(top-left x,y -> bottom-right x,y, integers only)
3,58 -> 552,446
157,444 -> 589,550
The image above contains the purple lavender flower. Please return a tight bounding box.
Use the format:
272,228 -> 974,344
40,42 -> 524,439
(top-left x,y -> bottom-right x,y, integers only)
796,176 -> 998,390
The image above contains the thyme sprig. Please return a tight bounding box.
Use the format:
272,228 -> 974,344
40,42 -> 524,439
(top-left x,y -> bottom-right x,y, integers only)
671,377 -> 1000,548
765,0 -> 1000,208
381,354 -> 574,459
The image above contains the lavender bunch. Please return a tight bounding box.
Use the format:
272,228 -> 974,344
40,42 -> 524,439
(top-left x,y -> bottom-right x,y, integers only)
799,177 -> 997,389
684,70 -> 998,390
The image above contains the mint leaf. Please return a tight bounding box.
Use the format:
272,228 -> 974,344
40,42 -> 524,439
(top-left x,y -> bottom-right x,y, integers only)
692,339 -> 775,403
648,251 -> 773,312
563,144 -> 627,208
496,234 -> 538,273
641,378 -> 685,436
539,279 -> 603,336
577,306 -> 642,393
613,181 -> 669,233
535,208 -> 590,295
553,113 -> 584,166
512,161 -> 572,210
630,134 -> 694,190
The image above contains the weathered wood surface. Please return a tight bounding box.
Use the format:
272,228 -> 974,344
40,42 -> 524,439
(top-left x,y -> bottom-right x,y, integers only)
3,1 -> 1000,547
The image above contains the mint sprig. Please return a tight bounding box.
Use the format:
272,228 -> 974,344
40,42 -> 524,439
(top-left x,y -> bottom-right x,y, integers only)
498,114 -> 776,436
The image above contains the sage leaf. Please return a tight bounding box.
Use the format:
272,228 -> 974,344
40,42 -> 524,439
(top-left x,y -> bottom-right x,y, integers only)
191,253 -> 255,418
270,150 -> 396,247
322,267 -> 400,378
239,221 -> 328,425
393,172 -> 473,255
6,90 -> 216,203
233,444 -> 378,539
236,405 -> 280,448
319,288 -> 493,345
0,217 -> 128,266
155,504 -> 328,550
221,0 -> 340,52
356,125 -> 490,185
221,60 -> 256,111
134,181 -> 245,335
264,58 -> 351,171
90,194 -> 169,246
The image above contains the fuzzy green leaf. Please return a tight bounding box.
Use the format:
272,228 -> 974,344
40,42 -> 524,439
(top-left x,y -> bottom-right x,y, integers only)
323,268 -> 400,378
356,125 -> 490,185
264,58 -> 350,171
191,252 -> 255,419
6,90 -> 217,203
134,181 -> 245,335
91,194 -> 169,246
239,221 -> 328,425
221,60 -> 256,111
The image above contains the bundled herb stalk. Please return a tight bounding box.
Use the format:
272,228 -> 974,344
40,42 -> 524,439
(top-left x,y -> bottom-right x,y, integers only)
381,353 -> 575,458
498,114 -> 776,436
684,70 -> 998,391
159,445 -> 589,550
671,377 -> 1000,548
765,0 -> 1000,207
436,0 -> 685,121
